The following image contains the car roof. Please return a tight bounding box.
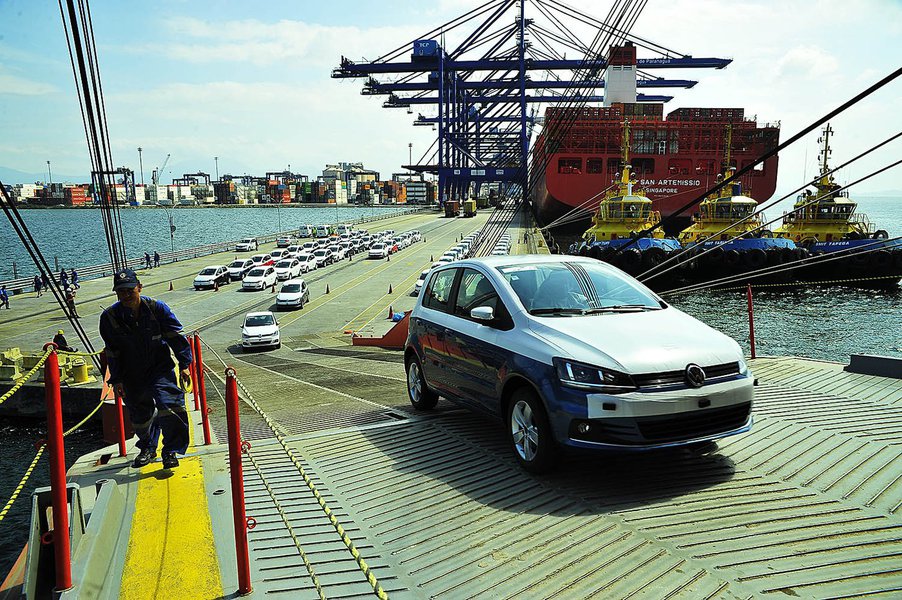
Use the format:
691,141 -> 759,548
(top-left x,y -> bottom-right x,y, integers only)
282,278 -> 305,285
204,265 -> 225,269
246,311 -> 274,317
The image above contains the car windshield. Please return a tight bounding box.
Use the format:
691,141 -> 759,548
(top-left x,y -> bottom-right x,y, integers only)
498,261 -> 662,315
230,261 -> 245,268
200,268 -> 218,275
248,268 -> 265,277
240,238 -> 254,243
245,314 -> 274,327
281,284 -> 300,293
277,260 -> 293,268
372,244 -> 384,250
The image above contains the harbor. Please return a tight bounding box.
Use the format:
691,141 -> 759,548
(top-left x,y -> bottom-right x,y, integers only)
0,205 -> 900,597
1,0 -> 901,597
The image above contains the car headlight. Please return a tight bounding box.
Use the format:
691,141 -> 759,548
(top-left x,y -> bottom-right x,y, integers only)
738,357 -> 749,376
552,357 -> 636,393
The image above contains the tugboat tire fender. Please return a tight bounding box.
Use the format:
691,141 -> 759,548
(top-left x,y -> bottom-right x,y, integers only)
641,247 -> 666,268
723,249 -> 742,268
759,229 -> 773,238
873,230 -> 889,240
618,248 -> 642,271
744,248 -> 768,269
871,249 -> 892,269
587,245 -> 600,259
892,249 -> 902,269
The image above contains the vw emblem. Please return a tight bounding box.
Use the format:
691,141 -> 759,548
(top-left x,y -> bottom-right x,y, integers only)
685,364 -> 706,388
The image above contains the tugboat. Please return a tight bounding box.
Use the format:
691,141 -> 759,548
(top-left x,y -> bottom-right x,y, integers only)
680,125 -> 798,283
573,120 -> 682,285
775,124 -> 902,286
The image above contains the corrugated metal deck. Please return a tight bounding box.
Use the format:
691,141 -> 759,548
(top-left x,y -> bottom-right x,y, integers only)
222,353 -> 902,598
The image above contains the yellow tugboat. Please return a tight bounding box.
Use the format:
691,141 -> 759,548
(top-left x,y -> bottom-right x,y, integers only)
775,124 -> 881,244
678,125 -> 769,245
775,124 -> 901,286
575,121 -> 680,282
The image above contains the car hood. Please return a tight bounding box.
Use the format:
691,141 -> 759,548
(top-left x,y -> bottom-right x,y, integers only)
244,275 -> 267,283
526,307 -> 742,373
277,292 -> 302,300
195,274 -> 218,281
243,325 -> 279,336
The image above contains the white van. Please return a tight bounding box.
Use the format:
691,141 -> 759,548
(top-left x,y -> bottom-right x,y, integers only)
298,225 -> 314,238
314,224 -> 331,238
336,223 -> 353,236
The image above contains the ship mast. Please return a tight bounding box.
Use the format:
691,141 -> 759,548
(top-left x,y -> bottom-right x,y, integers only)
620,119 -> 633,195
819,124 -> 833,175
723,124 -> 734,179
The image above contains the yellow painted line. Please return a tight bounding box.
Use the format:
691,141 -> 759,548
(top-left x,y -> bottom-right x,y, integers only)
120,401 -> 222,599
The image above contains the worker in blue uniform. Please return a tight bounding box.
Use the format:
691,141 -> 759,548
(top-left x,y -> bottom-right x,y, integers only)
99,268 -> 193,469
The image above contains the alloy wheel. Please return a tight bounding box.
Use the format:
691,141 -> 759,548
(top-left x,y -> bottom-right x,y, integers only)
511,400 -> 540,461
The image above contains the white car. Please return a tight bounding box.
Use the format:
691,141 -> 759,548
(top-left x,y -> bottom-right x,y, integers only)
251,253 -> 274,267
193,265 -> 230,290
411,230 -> 422,242
236,237 -> 258,252
296,252 -> 318,273
369,243 -> 389,259
242,266 -> 277,290
412,269 -> 431,296
329,244 -> 346,261
313,248 -> 334,267
241,311 -> 280,350
276,279 -> 310,310
276,236 -> 294,248
227,259 -> 254,281
301,241 -> 317,253
275,258 -> 303,280
287,244 -> 304,257
270,249 -> 289,261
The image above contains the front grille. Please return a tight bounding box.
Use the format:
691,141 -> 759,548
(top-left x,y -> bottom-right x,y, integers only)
570,401 -> 751,445
633,361 -> 740,388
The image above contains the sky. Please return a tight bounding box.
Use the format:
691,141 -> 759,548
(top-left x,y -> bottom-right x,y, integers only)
1,0 -> 901,197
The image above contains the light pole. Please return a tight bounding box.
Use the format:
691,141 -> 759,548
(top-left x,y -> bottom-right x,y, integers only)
408,143 -> 412,171
162,207 -> 176,254
214,156 -> 219,182
137,147 -> 144,185
47,160 -> 52,185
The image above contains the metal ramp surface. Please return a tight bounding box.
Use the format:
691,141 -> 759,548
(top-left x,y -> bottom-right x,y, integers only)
228,355 -> 902,599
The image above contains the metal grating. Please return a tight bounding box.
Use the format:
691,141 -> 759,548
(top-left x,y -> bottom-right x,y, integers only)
269,369 -> 902,599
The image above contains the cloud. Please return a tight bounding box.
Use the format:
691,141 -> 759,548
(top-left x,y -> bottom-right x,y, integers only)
773,46 -> 839,82
0,67 -> 57,96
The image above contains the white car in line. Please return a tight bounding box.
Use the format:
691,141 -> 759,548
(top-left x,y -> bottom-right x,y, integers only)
275,258 -> 303,281
227,259 -> 255,281
241,311 -> 280,350
369,243 -> 389,259
296,252 -> 318,273
241,266 -> 277,290
236,237 -> 258,252
276,278 -> 310,310
412,268 -> 431,296
329,244 -> 347,261
193,265 -> 230,290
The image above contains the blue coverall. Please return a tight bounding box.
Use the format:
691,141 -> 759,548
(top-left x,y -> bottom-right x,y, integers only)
99,296 -> 193,455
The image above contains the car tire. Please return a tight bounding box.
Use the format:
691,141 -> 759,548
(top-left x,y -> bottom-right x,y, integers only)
406,355 -> 438,410
275,341 -> 281,349
507,387 -> 556,473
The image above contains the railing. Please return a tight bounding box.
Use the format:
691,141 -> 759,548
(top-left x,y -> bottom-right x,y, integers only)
0,206 -> 428,292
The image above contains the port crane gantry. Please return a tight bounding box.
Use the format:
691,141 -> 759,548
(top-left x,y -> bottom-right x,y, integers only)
332,0 -> 732,208
151,153 -> 171,186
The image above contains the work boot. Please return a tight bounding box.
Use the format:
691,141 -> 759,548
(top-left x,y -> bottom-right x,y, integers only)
161,452 -> 179,469
132,448 -> 156,468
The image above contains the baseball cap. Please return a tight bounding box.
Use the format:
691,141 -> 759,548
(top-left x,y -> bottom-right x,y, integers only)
112,268 -> 141,291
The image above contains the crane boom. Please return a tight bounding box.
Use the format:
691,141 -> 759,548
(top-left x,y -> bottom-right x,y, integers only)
151,153 -> 171,185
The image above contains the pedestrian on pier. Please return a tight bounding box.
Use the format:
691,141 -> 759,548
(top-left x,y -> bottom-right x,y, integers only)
144,252 -> 152,269
99,268 -> 193,470
70,268 -> 80,290
33,275 -> 42,297
0,286 -> 9,310
59,268 -> 69,289
53,329 -> 76,352
41,273 -> 50,291
65,287 -> 79,318
153,251 -> 161,268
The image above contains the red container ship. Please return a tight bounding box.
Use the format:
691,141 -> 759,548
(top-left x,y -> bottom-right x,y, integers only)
530,44 -> 780,232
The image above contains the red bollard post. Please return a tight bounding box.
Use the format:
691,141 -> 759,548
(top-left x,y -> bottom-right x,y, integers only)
193,335 -> 212,445
225,368 -> 252,595
746,284 -> 757,359
43,346 -> 73,592
189,333 -> 200,411
114,388 -> 127,457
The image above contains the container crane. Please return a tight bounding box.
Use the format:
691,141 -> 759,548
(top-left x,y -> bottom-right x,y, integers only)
151,153 -> 171,186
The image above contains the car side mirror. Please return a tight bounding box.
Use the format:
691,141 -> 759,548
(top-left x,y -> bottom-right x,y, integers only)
471,306 -> 495,321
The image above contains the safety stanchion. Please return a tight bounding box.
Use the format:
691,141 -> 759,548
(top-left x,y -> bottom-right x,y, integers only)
193,335 -> 212,445
225,368 -> 252,595
113,388 -> 127,457
43,345 -> 73,592
746,284 -> 757,359
189,333 -> 201,411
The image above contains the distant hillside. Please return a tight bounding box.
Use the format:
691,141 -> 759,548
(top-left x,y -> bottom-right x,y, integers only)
0,166 -> 89,185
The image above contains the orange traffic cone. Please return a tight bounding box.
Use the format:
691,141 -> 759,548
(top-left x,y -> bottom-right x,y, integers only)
325,284 -> 330,294
169,281 -> 174,291
388,284 -> 393,294
388,305 -> 393,319
430,255 -> 434,262
271,281 -> 276,293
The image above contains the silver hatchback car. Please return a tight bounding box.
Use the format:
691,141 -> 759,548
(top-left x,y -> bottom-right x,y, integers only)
405,255 -> 754,473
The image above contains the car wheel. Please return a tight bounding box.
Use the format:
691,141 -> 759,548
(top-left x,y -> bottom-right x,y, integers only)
507,387 -> 556,473
406,355 -> 438,410
275,341 -> 281,349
